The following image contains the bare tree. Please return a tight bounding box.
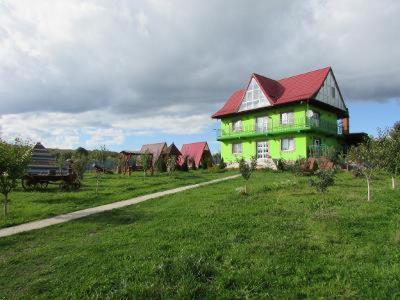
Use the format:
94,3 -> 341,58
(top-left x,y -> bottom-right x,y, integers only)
347,138 -> 380,201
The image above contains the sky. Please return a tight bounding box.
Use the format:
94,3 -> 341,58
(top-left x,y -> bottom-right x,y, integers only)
0,0 -> 399,153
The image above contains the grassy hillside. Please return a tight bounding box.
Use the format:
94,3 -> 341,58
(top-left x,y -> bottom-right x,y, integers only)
0,170 -> 233,229
0,171 -> 399,298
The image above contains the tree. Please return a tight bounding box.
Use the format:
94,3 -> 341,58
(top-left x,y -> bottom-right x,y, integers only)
212,152 -> 221,165
91,145 -> 109,194
91,145 -> 108,168
238,156 -> 257,194
0,139 -> 32,216
75,147 -> 89,157
141,151 -> 152,177
219,157 -> 227,170
72,153 -> 89,180
55,152 -> 66,175
347,137 -> 380,201
309,168 -> 335,193
166,155 -> 177,176
378,122 -> 400,189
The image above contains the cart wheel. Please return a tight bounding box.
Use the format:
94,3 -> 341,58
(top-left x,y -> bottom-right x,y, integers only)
39,182 -> 48,191
72,180 -> 81,191
22,178 -> 34,191
59,182 -> 69,191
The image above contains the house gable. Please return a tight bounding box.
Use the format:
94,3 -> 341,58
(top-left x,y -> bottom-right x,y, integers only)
239,77 -> 271,112
314,70 -> 347,111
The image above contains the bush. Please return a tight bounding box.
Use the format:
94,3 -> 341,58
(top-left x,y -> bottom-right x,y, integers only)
274,159 -> 286,172
72,155 -> 89,180
309,168 -> 336,193
238,157 -> 257,194
291,158 -> 308,176
209,165 -> 226,173
155,157 -> 167,172
166,155 -> 178,176
180,156 -> 189,172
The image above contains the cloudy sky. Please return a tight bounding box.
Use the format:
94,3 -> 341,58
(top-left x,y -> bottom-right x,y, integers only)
0,0 -> 399,151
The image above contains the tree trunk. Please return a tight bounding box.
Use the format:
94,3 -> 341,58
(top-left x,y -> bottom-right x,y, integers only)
366,177 -> 371,202
392,176 -> 396,190
3,194 -> 8,217
96,178 -> 99,194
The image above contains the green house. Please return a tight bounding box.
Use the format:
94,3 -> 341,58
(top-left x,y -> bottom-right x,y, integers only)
212,66 -> 351,167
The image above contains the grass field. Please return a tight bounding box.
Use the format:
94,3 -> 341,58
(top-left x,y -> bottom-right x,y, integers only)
0,170 -> 234,229
1,171 -> 400,298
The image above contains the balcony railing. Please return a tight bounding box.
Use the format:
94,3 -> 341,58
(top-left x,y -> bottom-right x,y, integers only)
308,144 -> 339,158
217,117 -> 341,140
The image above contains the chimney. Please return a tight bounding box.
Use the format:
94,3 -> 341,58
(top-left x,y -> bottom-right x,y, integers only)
342,118 -> 349,134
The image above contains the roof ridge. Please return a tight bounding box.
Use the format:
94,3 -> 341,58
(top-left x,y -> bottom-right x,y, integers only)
278,66 -> 331,81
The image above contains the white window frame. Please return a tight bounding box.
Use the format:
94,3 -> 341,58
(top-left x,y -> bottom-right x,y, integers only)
232,120 -> 242,132
232,143 -> 242,155
281,138 -> 295,152
239,78 -> 269,111
280,112 -> 294,125
256,141 -> 269,159
255,116 -> 268,132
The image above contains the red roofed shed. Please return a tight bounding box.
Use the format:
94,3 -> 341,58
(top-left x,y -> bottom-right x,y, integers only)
179,142 -> 213,168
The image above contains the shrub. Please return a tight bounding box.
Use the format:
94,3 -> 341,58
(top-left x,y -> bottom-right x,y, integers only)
72,155 -> 89,180
212,152 -> 221,165
141,151 -> 152,177
166,155 -> 178,176
155,157 -> 167,172
309,168 -> 336,193
238,157 -> 257,194
274,159 -> 286,172
291,158 -> 311,176
219,157 -> 227,170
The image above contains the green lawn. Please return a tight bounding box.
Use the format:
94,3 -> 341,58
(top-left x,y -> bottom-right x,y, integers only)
1,171 -> 400,298
0,170 -> 234,229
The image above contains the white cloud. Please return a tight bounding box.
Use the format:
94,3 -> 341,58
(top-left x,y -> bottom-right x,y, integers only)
0,0 -> 399,149
0,110 -> 210,149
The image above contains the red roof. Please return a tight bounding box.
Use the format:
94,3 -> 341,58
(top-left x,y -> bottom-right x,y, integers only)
212,66 -> 332,118
178,142 -> 209,168
140,142 -> 167,166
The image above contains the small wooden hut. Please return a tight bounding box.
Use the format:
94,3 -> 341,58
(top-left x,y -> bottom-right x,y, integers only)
178,142 -> 213,169
140,142 -> 167,168
27,142 -> 60,175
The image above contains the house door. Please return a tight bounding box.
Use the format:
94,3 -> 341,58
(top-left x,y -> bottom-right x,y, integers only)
256,141 -> 269,159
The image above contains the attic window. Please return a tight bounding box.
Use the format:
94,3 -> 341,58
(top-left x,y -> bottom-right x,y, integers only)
239,78 -> 269,111
331,87 -> 336,98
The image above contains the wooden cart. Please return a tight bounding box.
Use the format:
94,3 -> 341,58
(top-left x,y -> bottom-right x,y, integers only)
22,173 -> 81,191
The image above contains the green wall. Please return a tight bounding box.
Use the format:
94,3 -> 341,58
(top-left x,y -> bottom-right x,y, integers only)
219,102 -> 342,163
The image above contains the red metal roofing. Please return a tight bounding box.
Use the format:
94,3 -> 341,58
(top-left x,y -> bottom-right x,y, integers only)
212,66 -> 332,118
211,89 -> 245,118
140,142 -> 167,166
178,141 -> 209,168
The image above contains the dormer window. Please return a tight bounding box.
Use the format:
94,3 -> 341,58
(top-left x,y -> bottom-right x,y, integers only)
239,78 -> 269,111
